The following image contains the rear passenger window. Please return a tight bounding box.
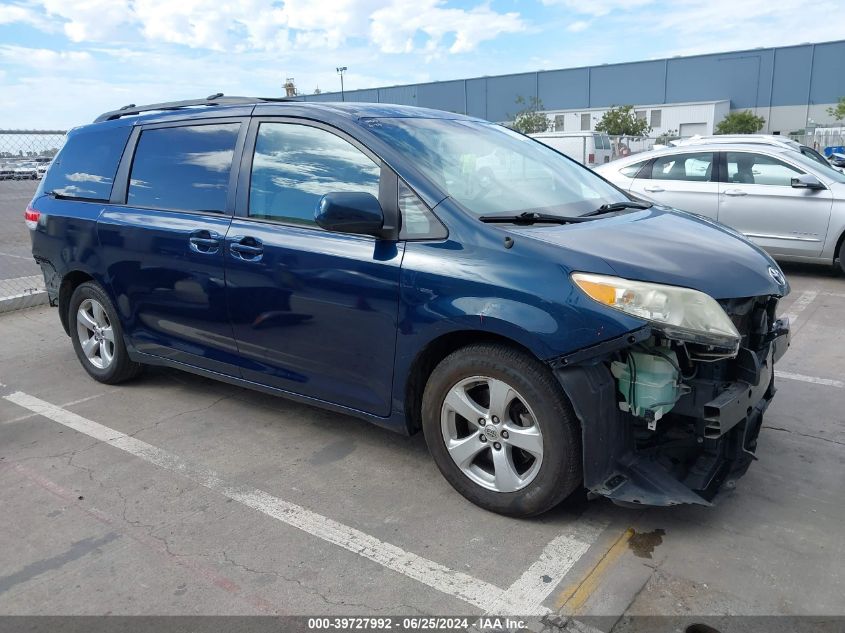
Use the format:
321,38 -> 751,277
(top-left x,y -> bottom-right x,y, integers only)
650,152 -> 713,182
249,123 -> 381,225
42,126 -> 130,201
127,123 -> 240,212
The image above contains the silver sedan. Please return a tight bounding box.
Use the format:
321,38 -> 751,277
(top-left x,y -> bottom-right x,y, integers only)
595,143 -> 845,273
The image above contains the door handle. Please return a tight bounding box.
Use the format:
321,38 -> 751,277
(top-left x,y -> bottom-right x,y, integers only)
229,236 -> 264,261
643,185 -> 664,193
723,189 -> 748,197
189,230 -> 221,254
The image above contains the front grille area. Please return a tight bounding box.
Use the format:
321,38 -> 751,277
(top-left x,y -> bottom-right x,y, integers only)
719,295 -> 778,351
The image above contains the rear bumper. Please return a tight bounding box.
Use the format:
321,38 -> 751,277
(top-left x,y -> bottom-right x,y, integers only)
555,319 -> 790,507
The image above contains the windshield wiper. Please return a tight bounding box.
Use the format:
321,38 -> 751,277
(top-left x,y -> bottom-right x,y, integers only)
588,200 -> 653,215
479,211 -> 587,225
479,202 -> 652,225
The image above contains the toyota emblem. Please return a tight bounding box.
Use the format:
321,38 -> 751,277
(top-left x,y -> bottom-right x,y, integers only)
768,266 -> 786,285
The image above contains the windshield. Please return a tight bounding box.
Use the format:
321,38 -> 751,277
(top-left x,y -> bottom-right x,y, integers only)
366,118 -> 627,217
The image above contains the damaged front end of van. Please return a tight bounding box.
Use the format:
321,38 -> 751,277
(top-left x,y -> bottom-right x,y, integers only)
552,274 -> 791,507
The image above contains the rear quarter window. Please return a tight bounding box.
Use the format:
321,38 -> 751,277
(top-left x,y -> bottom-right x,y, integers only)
619,160 -> 648,178
41,126 -> 131,201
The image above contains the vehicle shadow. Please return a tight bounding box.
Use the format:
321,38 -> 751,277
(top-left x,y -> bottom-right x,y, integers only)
779,261 -> 841,280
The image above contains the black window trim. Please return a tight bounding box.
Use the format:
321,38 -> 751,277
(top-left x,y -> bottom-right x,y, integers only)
234,116 -> 400,240
111,116 -> 249,216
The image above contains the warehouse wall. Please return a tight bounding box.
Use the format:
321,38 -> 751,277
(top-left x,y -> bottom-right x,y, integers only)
300,40 -> 845,132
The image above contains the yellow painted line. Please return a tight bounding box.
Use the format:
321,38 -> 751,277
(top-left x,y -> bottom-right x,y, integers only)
554,527 -> 633,614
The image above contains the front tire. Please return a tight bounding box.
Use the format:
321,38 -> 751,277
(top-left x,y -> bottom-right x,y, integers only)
422,343 -> 582,517
838,239 -> 845,275
69,282 -> 142,384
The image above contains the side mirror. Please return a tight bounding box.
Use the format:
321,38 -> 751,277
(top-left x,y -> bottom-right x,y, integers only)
315,192 -> 384,236
791,174 -> 825,190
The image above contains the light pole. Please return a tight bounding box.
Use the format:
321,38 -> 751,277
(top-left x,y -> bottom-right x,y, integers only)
336,66 -> 347,101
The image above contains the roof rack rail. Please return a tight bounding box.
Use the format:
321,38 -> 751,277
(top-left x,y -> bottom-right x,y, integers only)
93,94 -> 294,123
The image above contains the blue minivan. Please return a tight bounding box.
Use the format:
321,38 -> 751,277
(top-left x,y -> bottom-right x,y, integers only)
27,96 -> 791,516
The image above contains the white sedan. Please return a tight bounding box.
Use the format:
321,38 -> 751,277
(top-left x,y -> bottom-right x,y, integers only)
595,142 -> 845,274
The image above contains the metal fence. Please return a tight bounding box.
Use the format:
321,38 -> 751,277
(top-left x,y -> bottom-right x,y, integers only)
0,129 -> 66,162
608,136 -> 657,160
788,131 -> 845,154
0,130 -> 65,313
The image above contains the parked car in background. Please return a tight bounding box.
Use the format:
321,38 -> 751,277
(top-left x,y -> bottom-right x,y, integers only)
36,163 -> 50,179
673,134 -> 835,172
14,162 -> 38,180
529,131 -> 613,167
28,96 -> 791,516
596,143 -> 845,273
829,152 -> 845,169
0,163 -> 15,180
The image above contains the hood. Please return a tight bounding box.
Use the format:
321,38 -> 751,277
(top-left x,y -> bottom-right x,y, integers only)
510,207 -> 788,299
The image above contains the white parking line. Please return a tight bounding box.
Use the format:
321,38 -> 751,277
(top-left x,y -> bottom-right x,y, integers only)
1,392 -> 107,426
0,251 -> 32,260
782,290 -> 818,324
486,524 -> 605,615
775,371 -> 844,389
2,389 -> 603,616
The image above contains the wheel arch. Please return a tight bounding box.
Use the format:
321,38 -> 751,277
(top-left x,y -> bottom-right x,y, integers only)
835,227 -> 845,269
402,330 -> 541,434
58,270 -> 95,335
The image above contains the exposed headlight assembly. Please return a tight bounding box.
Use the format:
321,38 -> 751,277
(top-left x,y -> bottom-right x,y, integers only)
572,272 -> 740,352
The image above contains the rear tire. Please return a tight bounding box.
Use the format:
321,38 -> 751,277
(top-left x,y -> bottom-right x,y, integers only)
421,343 -> 582,517
69,281 -> 142,384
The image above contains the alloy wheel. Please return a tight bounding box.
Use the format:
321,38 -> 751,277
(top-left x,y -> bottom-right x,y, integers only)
440,375 -> 543,492
76,298 -> 115,370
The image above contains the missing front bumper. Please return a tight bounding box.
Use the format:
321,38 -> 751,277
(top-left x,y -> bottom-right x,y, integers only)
554,324 -> 790,507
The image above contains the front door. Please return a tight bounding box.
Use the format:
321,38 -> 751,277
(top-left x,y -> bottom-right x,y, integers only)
628,151 -> 719,218
225,120 -> 403,416
718,151 -> 833,257
97,120 -> 245,373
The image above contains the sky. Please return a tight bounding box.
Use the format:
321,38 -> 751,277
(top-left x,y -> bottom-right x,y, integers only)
1,0 -> 844,129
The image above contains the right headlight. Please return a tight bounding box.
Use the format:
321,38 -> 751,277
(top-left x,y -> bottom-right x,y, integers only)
572,272 -> 740,351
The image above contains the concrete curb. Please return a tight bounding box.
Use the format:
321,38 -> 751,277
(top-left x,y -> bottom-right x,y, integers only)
0,275 -> 48,314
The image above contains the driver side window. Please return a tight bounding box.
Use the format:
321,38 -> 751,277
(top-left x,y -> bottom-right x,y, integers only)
249,122 -> 381,225
725,152 -> 804,187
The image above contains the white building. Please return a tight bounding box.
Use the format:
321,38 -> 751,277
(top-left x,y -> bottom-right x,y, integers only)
545,100 -> 731,137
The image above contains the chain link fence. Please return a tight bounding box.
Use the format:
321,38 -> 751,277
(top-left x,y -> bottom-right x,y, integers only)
0,130 -> 66,313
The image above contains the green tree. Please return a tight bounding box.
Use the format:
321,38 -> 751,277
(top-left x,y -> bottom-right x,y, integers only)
827,97 -> 845,121
508,96 -> 550,134
715,110 -> 765,134
594,105 -> 651,137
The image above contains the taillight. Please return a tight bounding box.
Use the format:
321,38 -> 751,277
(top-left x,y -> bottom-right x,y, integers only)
588,153 -> 595,164
24,205 -> 40,230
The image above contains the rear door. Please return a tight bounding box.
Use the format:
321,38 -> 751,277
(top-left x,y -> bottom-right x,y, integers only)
717,151 -> 833,257
97,119 -> 246,373
225,118 -> 403,416
628,151 -> 719,218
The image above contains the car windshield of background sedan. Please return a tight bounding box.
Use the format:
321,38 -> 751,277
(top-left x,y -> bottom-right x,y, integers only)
367,118 -> 627,218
